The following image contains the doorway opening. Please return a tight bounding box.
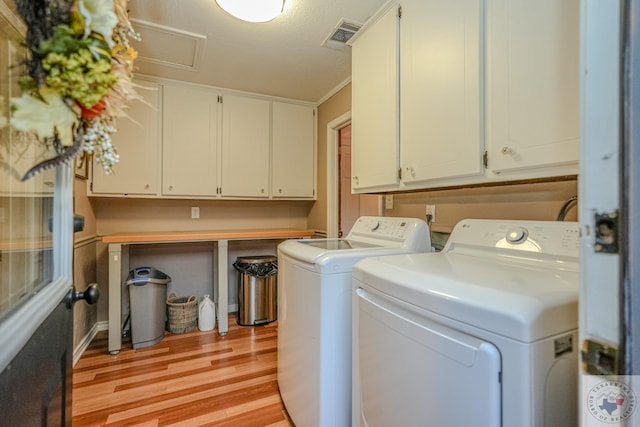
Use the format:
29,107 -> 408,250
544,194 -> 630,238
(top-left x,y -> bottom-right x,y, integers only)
337,125 -> 379,236
326,111 -> 380,238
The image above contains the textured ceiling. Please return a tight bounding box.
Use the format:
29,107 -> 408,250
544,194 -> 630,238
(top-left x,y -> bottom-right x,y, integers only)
127,0 -> 388,103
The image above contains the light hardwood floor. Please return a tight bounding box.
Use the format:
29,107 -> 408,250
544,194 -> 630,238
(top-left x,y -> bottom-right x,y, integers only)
72,317 -> 293,426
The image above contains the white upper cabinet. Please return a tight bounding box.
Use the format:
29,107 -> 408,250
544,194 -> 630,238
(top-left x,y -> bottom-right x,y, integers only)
89,81 -> 316,200
351,0 -> 483,194
350,0 -> 580,192
400,0 -> 483,184
162,84 -> 219,197
272,102 -> 316,198
486,0 -> 580,175
351,4 -> 400,192
91,79 -> 161,195
220,94 -> 270,198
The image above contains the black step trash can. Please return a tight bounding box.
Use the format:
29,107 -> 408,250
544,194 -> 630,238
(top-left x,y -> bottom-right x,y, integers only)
126,267 -> 171,349
233,255 -> 277,326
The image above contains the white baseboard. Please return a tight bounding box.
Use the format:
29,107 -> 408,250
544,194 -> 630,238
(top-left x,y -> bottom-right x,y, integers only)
96,320 -> 109,331
72,321 -> 108,366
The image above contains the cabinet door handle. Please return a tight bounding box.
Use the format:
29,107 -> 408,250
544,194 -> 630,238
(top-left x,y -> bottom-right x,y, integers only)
278,188 -> 282,193
169,185 -> 173,191
501,146 -> 514,155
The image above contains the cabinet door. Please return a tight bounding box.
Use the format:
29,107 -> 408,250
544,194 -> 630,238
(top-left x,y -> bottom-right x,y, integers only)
220,95 -> 270,198
487,0 -> 579,173
400,0 -> 483,184
272,102 -> 315,198
91,80 -> 161,195
351,5 -> 400,192
162,84 -> 218,197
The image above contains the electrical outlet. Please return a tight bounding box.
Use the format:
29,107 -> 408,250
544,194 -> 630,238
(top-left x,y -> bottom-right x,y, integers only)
385,194 -> 394,209
425,204 -> 436,223
191,207 -> 200,219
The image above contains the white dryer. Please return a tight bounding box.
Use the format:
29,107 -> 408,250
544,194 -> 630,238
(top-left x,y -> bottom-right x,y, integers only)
352,219 -> 580,427
277,216 -> 431,427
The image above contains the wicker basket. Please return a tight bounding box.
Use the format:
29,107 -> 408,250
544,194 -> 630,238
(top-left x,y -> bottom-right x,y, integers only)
166,293 -> 198,334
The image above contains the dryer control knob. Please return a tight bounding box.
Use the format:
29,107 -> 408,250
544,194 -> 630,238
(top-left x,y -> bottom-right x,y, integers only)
506,227 -> 528,244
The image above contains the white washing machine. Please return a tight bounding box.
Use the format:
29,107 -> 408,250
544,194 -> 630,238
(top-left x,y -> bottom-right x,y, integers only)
352,219 -> 580,427
277,216 -> 431,427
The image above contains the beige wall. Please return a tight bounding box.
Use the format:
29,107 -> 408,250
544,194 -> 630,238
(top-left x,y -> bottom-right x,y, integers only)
308,83 -> 352,233
73,177 -> 98,354
94,198 -> 312,235
385,179 -> 578,234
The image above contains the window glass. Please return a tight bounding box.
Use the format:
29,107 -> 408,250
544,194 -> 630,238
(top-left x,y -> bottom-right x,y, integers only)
0,7 -> 57,321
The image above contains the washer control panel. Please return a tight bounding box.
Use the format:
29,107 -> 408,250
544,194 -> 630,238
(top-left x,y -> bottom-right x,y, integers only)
349,217 -> 419,239
347,216 -> 431,252
448,219 -> 580,258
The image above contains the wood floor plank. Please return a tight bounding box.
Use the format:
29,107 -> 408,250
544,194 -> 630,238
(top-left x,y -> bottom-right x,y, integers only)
72,318 -> 292,426
74,362 -> 278,414
74,372 -> 278,425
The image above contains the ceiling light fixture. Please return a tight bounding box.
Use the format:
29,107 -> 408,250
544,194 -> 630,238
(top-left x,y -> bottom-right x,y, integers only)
215,0 -> 285,23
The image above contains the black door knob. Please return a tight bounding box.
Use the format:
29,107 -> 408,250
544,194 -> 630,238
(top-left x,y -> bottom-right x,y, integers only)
74,214 -> 85,232
66,283 -> 99,308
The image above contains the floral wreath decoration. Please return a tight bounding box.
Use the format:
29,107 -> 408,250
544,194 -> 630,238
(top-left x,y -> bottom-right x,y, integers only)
10,0 -> 141,180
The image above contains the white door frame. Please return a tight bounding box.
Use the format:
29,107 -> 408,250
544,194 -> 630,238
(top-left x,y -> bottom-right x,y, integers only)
326,112 -> 351,238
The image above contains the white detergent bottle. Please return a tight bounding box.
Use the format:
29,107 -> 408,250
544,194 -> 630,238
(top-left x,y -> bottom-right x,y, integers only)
198,294 -> 216,331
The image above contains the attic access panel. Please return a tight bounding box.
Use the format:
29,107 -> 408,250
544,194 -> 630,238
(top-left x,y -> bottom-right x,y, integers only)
130,19 -> 206,71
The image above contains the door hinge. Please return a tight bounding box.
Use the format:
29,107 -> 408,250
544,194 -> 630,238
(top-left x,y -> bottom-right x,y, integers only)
218,95 -> 222,103
483,151 -> 489,169
398,5 -> 402,18
582,339 -> 620,375
594,211 -> 619,253
89,182 -> 93,192
398,167 -> 402,180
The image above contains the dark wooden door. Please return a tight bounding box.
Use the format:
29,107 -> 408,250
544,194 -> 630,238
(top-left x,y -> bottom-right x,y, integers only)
0,162 -> 95,426
0,5 -> 100,426
0,3 -> 76,424
0,299 -> 73,426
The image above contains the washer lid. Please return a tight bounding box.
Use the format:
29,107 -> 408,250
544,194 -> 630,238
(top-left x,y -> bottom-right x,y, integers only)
352,252 -> 578,342
279,238 -> 427,273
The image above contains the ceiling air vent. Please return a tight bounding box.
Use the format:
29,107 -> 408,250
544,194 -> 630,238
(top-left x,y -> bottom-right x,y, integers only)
322,19 -> 363,49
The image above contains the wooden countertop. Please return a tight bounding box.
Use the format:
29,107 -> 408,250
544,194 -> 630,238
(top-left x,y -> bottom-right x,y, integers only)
102,228 -> 316,244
